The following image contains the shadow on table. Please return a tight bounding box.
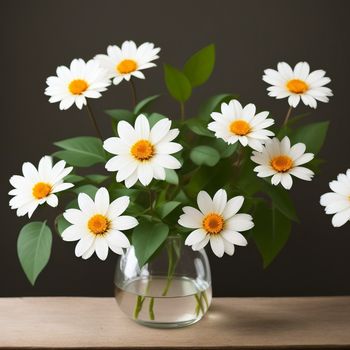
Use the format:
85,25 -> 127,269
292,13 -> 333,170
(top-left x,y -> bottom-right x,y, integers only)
205,302 -> 304,334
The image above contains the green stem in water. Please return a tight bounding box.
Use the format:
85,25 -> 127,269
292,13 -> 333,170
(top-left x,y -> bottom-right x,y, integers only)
133,295 -> 145,320
201,291 -> 209,309
85,101 -> 103,140
148,297 -> 155,320
194,293 -> 205,315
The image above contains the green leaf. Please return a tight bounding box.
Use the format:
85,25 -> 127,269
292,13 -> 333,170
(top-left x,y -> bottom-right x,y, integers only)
165,169 -> 179,185
85,174 -> 109,184
73,184 -> 98,198
290,121 -> 330,154
260,181 -> 298,222
105,109 -> 135,124
148,113 -> 168,127
64,174 -> 84,183
157,201 -> 181,219
190,145 -> 220,167
53,137 -> 106,167
185,118 -> 214,137
198,93 -> 237,120
134,95 -> 160,115
252,203 -> 291,268
183,44 -> 215,88
55,214 -> 70,236
164,64 -> 192,103
17,222 -> 52,285
210,138 -> 238,158
132,220 -> 169,267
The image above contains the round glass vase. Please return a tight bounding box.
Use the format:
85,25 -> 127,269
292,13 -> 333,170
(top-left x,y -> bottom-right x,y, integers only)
114,235 -> 212,328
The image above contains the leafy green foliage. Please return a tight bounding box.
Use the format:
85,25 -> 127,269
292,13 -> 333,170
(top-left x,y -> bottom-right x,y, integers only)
183,44 -> 215,88
185,119 -> 214,137
55,215 -> 70,236
198,93 -> 237,120
164,64 -> 192,102
17,222 -> 52,285
85,174 -> 109,184
290,121 -> 330,154
252,203 -> 292,268
190,145 -> 220,167
73,184 -> 99,198
148,113 -> 168,127
53,137 -> 106,167
260,181 -> 298,222
134,95 -> 160,115
64,174 -> 84,183
165,169 -> 179,185
132,219 -> 169,267
157,201 -> 181,219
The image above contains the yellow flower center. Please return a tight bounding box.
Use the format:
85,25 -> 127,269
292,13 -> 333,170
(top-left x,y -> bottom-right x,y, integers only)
116,59 -> 138,74
286,79 -> 308,94
32,182 -> 52,199
68,79 -> 89,95
131,139 -> 154,161
202,213 -> 224,235
88,214 -> 109,235
271,155 -> 293,172
229,120 -> 251,136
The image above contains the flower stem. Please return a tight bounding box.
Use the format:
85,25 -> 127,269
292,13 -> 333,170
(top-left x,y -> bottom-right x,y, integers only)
148,297 -> 155,320
85,101 -> 103,140
283,106 -> 293,126
180,102 -> 185,121
129,78 -> 137,108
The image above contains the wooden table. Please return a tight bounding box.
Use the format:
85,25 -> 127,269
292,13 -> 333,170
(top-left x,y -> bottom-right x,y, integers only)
1,297 -> 349,349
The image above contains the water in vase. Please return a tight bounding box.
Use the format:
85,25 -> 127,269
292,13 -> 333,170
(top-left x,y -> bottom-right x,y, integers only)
114,276 -> 212,328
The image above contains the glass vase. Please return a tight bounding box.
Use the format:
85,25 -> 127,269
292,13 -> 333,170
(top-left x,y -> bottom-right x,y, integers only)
114,235 -> 212,328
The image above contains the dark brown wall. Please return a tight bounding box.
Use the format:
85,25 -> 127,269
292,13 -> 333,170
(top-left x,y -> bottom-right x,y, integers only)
1,0 -> 349,297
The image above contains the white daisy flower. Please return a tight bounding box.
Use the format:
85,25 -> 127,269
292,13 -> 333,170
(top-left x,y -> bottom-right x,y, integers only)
9,156 -> 74,218
263,61 -> 333,109
320,169 -> 350,227
62,187 -> 138,261
178,189 -> 253,258
95,40 -> 160,85
251,136 -> 314,190
45,58 -> 111,110
103,114 -> 182,188
208,99 -> 275,151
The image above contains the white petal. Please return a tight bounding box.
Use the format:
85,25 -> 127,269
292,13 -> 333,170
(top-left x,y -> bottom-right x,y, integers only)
222,196 -> 244,219
185,229 -> 207,246
94,187 -> 110,215
75,234 -> 94,257
113,215 -> 138,231
107,230 -> 130,249
281,173 -> 293,190
95,238 -> 109,261
178,214 -> 201,229
46,194 -> 58,207
212,189 -> 227,214
77,192 -> 95,215
226,214 -> 254,231
61,225 -> 83,241
134,114 -> 150,139
107,196 -> 130,219
197,191 -> 213,214
331,208 -> 350,227
210,236 -> 225,257
221,230 -> 248,246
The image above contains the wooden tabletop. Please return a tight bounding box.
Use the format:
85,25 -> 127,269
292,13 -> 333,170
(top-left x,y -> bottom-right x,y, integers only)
1,296 -> 350,349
